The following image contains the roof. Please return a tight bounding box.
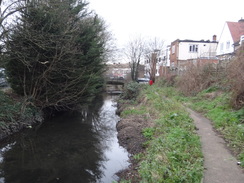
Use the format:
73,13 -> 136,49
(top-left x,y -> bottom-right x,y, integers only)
171,39 -> 217,44
227,20 -> 244,43
180,39 -> 215,43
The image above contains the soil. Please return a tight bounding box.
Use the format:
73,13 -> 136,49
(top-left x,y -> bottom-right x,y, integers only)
115,102 -> 153,182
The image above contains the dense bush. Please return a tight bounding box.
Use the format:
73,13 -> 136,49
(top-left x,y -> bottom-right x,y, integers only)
156,74 -> 177,87
3,0 -> 110,111
174,45 -> 244,109
227,45 -> 244,109
120,81 -> 141,100
176,63 -> 227,96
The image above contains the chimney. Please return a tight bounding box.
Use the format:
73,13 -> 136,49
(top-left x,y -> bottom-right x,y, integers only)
213,35 -> 217,42
238,18 -> 244,23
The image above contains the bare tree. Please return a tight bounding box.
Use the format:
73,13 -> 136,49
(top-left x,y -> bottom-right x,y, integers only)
124,36 -> 145,81
144,37 -> 165,82
0,0 -> 25,36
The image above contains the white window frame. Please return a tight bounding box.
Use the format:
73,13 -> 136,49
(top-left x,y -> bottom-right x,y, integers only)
172,45 -> 175,54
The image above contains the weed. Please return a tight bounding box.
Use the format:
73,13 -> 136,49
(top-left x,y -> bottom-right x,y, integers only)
131,86 -> 203,183
0,90 -> 40,130
177,87 -> 244,166
121,106 -> 147,117
142,128 -> 155,139
117,180 -> 131,183
120,81 -> 141,100
204,86 -> 219,93
133,153 -> 143,161
239,152 -> 244,168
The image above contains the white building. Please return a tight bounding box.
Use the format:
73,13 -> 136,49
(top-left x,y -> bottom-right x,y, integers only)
159,45 -> 171,67
216,19 -> 244,59
144,45 -> 171,78
170,37 -> 218,70
106,63 -> 131,79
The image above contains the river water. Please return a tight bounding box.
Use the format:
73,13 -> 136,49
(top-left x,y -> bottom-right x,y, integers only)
0,95 -> 129,183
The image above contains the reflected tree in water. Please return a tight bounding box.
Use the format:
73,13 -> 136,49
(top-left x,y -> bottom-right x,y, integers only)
0,96 -> 121,183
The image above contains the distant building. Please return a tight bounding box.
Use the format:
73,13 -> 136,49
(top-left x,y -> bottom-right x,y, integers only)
106,63 -> 144,79
169,36 -> 218,72
144,45 -> 171,78
106,63 -> 131,79
216,19 -> 244,60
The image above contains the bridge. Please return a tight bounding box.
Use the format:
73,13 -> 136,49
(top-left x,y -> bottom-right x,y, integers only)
106,77 -> 125,86
105,77 -> 125,94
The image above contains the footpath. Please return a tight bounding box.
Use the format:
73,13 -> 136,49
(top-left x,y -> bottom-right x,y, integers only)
187,108 -> 244,183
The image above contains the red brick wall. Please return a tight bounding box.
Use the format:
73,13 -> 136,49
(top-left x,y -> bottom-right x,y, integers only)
170,40 -> 179,68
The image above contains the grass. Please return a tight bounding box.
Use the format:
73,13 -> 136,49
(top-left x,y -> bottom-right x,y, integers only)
163,87 -> 244,167
138,86 -> 203,183
119,85 -> 204,183
187,90 -> 244,167
0,90 -> 21,126
0,90 -> 40,128
119,82 -> 244,182
121,106 -> 147,117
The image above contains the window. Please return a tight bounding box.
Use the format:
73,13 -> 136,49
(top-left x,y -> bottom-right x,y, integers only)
220,43 -> 224,51
172,45 -> 175,54
189,44 -> 198,52
226,41 -> 230,49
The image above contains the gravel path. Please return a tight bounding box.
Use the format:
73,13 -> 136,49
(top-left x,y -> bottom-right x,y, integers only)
187,108 -> 244,183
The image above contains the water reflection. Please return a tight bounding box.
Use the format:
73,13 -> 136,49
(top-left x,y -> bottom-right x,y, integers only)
0,95 -> 129,183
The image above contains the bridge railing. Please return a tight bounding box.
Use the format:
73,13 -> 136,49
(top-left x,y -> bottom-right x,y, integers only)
105,76 -> 125,85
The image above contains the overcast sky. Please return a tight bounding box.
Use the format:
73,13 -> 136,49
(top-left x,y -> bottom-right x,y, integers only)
88,0 -> 243,48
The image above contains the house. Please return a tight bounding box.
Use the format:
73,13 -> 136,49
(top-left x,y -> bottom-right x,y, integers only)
216,19 -> 244,59
106,63 -> 144,80
144,45 -> 171,78
106,63 -> 131,79
158,45 -> 171,76
169,36 -> 218,72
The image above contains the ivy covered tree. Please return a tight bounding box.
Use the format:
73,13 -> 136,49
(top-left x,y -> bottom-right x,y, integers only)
4,0 -> 111,112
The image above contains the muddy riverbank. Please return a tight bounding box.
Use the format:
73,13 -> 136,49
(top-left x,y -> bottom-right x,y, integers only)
115,101 -> 153,182
0,89 -> 43,142
0,115 -> 43,141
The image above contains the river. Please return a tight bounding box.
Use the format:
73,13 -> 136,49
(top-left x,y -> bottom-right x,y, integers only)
0,95 -> 129,183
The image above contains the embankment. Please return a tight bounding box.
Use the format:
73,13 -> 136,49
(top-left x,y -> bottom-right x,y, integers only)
0,89 -> 43,141
115,85 -> 203,183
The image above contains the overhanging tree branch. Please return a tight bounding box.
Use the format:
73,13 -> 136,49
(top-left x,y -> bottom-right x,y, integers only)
3,0 -> 111,112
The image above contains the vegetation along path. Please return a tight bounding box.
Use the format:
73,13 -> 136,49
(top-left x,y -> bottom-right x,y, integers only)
187,108 -> 244,183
